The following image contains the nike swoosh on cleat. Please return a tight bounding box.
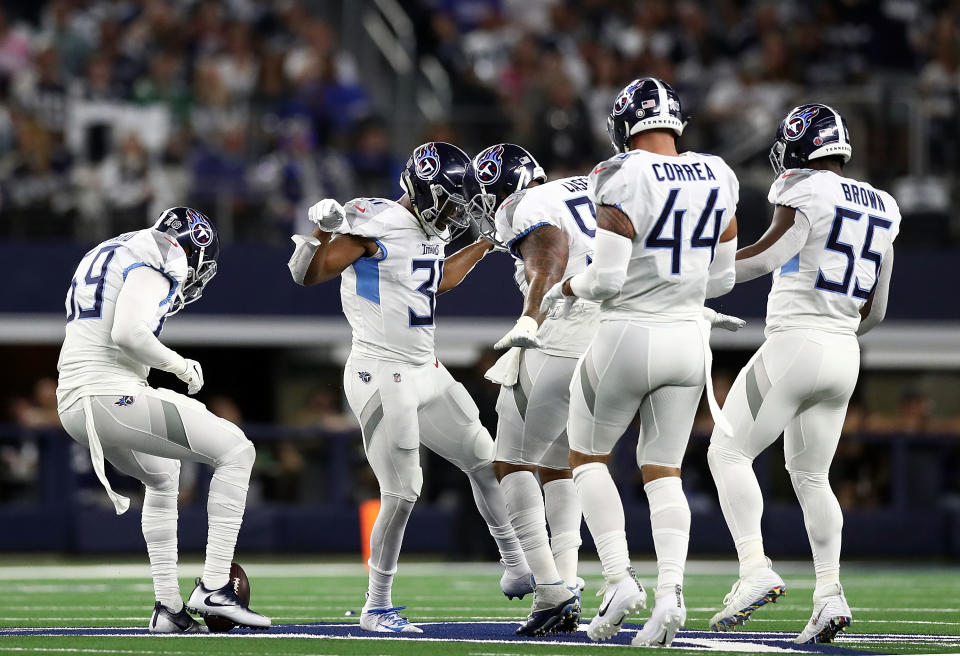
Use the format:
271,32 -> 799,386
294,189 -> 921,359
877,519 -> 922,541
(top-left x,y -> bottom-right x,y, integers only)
355,206 -> 366,213
598,589 -> 618,617
202,593 -> 234,608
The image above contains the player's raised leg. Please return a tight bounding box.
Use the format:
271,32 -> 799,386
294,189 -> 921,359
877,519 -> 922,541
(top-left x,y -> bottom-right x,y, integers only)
344,359 -> 423,634
416,363 -> 532,597
60,389 -> 269,629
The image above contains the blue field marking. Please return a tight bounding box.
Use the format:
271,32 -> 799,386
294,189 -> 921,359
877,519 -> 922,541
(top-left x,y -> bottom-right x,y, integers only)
0,621 -> 891,653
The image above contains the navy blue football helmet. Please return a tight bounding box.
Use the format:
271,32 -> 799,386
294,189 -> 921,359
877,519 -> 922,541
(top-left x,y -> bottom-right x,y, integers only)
464,143 -> 546,246
153,207 -> 220,316
400,142 -> 471,242
769,103 -> 852,174
607,77 -> 685,153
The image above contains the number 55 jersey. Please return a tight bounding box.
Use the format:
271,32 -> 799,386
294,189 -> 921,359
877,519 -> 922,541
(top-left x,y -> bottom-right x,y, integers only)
57,229 -> 188,413
336,197 -> 447,365
589,150 -> 739,322
764,169 -> 900,335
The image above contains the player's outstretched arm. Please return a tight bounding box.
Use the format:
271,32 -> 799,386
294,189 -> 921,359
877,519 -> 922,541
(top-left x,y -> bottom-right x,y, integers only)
437,238 -> 494,294
112,266 -> 203,393
857,247 -> 894,336
706,217 -> 738,298
556,204 -> 633,302
493,225 -> 568,350
735,205 -> 810,282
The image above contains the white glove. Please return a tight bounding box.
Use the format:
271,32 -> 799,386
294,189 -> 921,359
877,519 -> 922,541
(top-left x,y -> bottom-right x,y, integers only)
177,359 -> 204,395
539,281 -> 576,319
307,198 -> 345,231
494,315 -> 542,350
702,307 -> 746,332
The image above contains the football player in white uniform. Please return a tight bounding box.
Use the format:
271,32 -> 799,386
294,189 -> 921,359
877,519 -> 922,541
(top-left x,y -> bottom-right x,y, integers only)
287,142 -> 529,633
463,144 -> 596,636
56,207 -> 270,633
541,78 -> 741,646
707,104 -> 900,644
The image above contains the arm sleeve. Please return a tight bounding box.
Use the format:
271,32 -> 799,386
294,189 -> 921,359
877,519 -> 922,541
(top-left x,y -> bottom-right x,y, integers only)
857,247 -> 894,336
568,228 -> 632,300
706,237 -> 737,298
735,211 -> 811,282
111,266 -> 187,375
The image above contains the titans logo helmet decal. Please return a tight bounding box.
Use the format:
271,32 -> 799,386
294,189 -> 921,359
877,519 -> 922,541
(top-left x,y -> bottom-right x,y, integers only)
613,79 -> 644,115
414,143 -> 441,181
475,145 -> 503,185
187,209 -> 213,247
784,106 -> 820,141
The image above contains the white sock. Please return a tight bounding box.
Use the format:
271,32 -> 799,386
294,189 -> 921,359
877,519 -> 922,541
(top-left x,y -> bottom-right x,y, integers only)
707,444 -> 768,577
645,476 -> 690,597
500,471 -> 561,585
365,494 -> 415,609
202,443 -> 255,589
141,486 -> 181,611
790,471 -> 843,600
573,462 -> 629,582
543,477 -> 581,586
466,465 -> 527,569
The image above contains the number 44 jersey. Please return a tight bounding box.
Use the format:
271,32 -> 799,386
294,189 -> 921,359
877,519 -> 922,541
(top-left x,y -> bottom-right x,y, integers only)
765,169 -> 901,335
589,150 -> 739,322
495,176 -> 600,357
57,229 -> 188,412
336,197 -> 447,365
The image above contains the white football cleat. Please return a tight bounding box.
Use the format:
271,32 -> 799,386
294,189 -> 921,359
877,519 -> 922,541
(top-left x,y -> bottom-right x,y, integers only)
587,567 -> 647,641
632,585 -> 686,647
148,601 -> 208,634
501,561 -> 535,600
709,566 -> 786,631
360,605 -> 423,633
187,579 -> 271,629
794,585 -> 852,644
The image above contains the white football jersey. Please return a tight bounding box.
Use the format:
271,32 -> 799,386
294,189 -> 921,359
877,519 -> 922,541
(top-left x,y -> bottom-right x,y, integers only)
495,176 -> 600,357
56,229 -> 188,412
589,149 -> 739,321
337,198 -> 446,365
765,169 -> 901,335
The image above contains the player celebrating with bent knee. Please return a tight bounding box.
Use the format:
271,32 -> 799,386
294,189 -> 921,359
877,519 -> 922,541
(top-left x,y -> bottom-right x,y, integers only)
288,142 -> 529,634
707,104 -> 900,643
541,78 -> 741,646
463,144 -> 596,636
56,207 -> 270,633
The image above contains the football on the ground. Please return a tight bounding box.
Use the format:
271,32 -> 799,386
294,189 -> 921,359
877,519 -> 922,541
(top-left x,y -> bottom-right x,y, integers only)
204,562 -> 251,633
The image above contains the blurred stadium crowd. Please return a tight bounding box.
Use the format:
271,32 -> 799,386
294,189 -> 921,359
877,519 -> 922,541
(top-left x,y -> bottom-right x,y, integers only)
1,0 -> 959,540
0,0 -> 958,243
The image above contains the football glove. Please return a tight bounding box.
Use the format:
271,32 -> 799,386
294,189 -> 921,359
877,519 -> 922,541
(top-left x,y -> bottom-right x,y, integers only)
539,281 -> 576,319
703,307 -> 746,332
494,316 -> 542,350
177,359 -> 204,395
307,198 -> 345,232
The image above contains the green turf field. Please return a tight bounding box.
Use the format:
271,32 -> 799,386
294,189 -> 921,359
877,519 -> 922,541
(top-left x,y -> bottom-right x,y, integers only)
0,560 -> 957,655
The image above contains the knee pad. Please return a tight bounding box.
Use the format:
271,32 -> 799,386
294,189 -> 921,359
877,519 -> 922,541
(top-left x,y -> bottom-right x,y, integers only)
707,443 -> 752,471
382,453 -> 423,502
460,425 -> 495,473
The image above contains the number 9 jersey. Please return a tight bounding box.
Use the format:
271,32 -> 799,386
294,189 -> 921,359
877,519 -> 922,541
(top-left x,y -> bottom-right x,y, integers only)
57,229 -> 188,413
589,150 -> 739,321
494,176 -> 600,357
765,169 -> 901,335
336,197 -> 447,365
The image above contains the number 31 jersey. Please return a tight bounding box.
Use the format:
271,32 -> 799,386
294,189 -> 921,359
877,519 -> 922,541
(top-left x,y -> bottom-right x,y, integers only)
495,176 -> 600,357
765,169 -> 901,335
336,198 -> 446,365
589,150 -> 739,322
57,229 -> 188,412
